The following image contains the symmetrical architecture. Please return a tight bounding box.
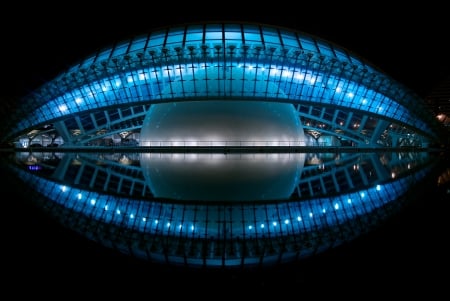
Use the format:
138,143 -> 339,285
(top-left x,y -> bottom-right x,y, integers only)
2,22 -> 443,149
1,22 -> 445,269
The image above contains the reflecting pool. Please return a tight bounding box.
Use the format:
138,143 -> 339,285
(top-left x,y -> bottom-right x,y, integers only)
1,150 -> 448,270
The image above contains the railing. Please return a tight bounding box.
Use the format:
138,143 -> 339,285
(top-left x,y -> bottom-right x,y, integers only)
138,140 -> 313,147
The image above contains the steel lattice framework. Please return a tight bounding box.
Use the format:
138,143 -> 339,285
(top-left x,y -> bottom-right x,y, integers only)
3,22 -> 442,148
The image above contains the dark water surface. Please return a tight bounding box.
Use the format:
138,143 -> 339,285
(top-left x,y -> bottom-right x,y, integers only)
1,150 -> 449,295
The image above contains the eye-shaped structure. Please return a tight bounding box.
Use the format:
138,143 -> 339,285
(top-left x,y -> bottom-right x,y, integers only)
2,22 -> 442,149
1,22 -> 444,269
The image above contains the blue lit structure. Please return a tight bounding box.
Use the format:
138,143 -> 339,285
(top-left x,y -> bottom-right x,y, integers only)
0,22 -> 444,269
3,22 -> 441,148
3,150 -> 437,267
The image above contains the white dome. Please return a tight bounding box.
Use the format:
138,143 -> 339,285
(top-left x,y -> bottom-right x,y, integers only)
139,100 -> 305,146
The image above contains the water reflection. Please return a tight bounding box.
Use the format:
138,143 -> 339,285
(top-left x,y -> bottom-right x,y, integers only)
140,153 -> 305,201
1,150 -> 443,268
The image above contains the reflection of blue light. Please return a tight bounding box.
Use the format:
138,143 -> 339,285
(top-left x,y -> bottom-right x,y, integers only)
28,165 -> 42,171
9,163 -> 432,257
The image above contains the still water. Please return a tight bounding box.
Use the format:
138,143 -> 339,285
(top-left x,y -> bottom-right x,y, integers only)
1,150 -> 448,271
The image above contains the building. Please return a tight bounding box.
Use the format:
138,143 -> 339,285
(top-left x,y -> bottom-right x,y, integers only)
2,22 -> 443,149
1,22 -> 446,269
425,75 -> 450,146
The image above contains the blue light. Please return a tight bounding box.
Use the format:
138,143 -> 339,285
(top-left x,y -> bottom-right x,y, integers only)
58,104 -> 68,112
4,21 -> 439,268
28,165 -> 42,171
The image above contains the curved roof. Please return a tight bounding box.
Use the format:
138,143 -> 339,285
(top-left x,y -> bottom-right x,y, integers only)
1,21 -> 445,270
3,22 -> 442,146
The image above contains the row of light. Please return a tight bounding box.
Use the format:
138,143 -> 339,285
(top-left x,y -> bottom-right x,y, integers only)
58,63 -> 374,113
59,184 -> 382,234
16,60 -> 410,136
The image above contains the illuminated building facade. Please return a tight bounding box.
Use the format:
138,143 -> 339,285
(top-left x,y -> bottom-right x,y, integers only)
1,22 -> 444,269
3,22 -> 442,149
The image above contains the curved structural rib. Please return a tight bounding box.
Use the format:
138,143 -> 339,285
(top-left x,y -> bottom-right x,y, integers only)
3,22 -> 441,149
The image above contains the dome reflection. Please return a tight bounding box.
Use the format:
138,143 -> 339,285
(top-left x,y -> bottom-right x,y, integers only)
1,150 -> 440,268
140,153 -> 305,201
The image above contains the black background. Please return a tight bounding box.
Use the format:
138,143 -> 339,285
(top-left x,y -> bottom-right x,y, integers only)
2,3 -> 449,297
3,4 -> 450,100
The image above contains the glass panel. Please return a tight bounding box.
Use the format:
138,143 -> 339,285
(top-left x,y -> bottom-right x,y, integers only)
299,36 -> 317,51
281,31 -> 299,47
129,36 -> 148,52
111,41 -> 130,57
316,40 -> 334,57
244,32 -> 261,42
224,31 -> 242,41
334,48 -> 349,61
262,26 -> 280,45
205,31 -> 222,40
96,48 -> 112,61
166,27 -> 185,45
147,31 -> 166,48
185,32 -> 203,42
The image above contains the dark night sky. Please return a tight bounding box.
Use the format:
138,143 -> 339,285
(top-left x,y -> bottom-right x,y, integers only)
2,4 -> 450,101
2,4 -> 450,297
